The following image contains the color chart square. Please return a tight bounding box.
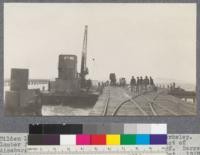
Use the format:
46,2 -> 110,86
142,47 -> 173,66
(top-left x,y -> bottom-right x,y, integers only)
70,124 -> 83,134
136,124 -> 151,134
124,124 -> 137,134
28,134 -> 43,145
120,134 -> 136,145
60,135 -> 76,145
83,124 -> 97,134
42,134 -> 60,145
43,124 -> 61,134
106,134 -> 120,145
96,124 -> 110,134
76,134 -> 91,145
91,134 -> 106,145
151,124 -> 167,134
29,124 -> 42,134
150,134 -> 167,145
136,134 -> 150,145
109,123 -> 124,134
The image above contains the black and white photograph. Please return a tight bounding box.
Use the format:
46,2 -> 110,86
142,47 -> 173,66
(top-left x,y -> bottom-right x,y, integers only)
4,3 -> 196,116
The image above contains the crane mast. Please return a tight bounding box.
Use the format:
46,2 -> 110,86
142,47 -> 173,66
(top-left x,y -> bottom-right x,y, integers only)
80,25 -> 88,88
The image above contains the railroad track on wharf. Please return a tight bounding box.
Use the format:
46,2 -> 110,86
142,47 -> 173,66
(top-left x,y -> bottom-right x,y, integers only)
97,86 -> 194,116
102,87 -> 111,116
141,93 -> 178,116
102,88 -> 166,116
112,92 -> 160,116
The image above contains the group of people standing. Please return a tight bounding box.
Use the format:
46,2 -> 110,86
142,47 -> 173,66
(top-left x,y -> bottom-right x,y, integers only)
130,76 -> 155,94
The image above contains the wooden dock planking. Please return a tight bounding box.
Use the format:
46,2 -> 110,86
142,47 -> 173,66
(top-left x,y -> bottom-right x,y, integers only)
116,102 -> 147,116
89,87 -> 196,116
133,96 -> 155,115
158,95 -> 196,111
105,87 -> 128,116
155,95 -> 196,115
89,87 -> 110,116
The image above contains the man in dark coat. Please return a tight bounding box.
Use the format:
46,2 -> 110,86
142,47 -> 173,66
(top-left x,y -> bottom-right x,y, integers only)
130,76 -> 136,92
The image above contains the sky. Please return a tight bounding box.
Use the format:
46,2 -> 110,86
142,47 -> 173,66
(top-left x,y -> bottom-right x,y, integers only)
4,3 -> 196,84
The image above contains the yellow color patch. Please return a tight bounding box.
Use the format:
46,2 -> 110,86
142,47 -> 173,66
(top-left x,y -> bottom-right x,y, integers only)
106,134 -> 120,145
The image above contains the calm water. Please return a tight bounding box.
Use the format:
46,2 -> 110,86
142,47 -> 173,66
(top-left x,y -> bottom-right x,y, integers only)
4,84 -> 93,116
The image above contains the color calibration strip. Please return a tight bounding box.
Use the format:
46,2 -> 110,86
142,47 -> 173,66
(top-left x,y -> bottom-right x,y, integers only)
28,124 -> 167,145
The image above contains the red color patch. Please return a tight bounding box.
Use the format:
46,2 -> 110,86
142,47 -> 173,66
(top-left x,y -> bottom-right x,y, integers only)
91,134 -> 106,145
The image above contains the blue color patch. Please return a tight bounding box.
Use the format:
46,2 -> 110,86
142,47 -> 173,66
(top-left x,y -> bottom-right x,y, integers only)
136,134 -> 150,145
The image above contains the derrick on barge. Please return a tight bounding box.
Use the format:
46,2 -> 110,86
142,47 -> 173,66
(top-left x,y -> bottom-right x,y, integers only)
5,25 -> 99,115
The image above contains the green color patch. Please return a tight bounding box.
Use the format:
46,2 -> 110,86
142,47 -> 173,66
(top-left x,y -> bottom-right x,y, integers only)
120,134 -> 136,145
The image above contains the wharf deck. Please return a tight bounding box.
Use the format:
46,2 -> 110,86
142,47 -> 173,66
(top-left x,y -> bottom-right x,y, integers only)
89,86 -> 196,116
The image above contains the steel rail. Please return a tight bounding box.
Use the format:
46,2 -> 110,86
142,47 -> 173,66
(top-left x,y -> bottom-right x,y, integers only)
112,90 -> 165,116
112,93 -> 148,116
142,93 -> 179,116
142,96 -> 158,116
102,87 -> 111,116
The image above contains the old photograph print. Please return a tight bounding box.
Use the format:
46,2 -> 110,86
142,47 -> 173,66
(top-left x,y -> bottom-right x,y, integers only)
4,3 -> 196,116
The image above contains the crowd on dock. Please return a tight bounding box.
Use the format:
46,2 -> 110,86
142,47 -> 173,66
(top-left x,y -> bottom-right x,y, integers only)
130,76 -> 156,95
96,75 -> 157,95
